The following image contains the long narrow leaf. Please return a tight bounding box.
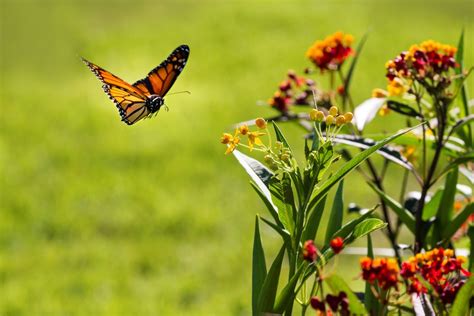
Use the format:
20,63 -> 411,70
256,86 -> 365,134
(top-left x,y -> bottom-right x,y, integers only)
252,216 -> 267,316
364,235 -> 379,314
367,181 -> 416,233
325,274 -> 367,315
257,245 -> 285,313
273,263 -> 306,313
233,149 -> 274,197
325,180 -> 344,244
451,276 -> 474,316
333,134 -> 414,171
434,168 -> 458,241
442,203 -> 474,241
306,124 -> 423,214
353,98 -> 386,131
273,122 -> 293,153
250,182 -> 281,228
343,31 -> 369,108
331,206 -> 376,240
302,195 -> 327,242
455,29 -> 472,148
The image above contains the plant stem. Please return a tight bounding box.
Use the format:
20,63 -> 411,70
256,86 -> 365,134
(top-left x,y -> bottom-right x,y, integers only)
414,98 -> 447,253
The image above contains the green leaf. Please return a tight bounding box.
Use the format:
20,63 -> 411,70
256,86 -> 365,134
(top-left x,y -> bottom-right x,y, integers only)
259,216 -> 291,245
233,149 -> 274,187
468,226 -> 474,273
455,29 -> 472,148
331,206 -> 376,240
273,263 -> 306,313
325,274 -> 367,315
442,202 -> 474,241
423,188 -> 443,220
325,180 -> 344,244
364,235 -> 379,314
257,245 -> 285,313
333,134 -> 414,171
351,218 -> 387,240
343,31 -> 369,109
279,174 -> 296,234
451,276 -> 474,316
250,182 -> 281,229
252,216 -> 267,316
434,167 -> 458,241
367,181 -> 415,233
386,100 -> 420,118
306,124 -> 422,214
273,122 -> 292,153
302,195 -> 326,242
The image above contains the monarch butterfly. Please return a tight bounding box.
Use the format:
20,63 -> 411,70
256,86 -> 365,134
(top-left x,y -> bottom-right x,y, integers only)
82,45 -> 189,125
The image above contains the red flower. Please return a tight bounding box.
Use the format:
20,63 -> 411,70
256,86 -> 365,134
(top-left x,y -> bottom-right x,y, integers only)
306,32 -> 354,71
359,257 -> 400,290
330,237 -> 344,254
303,240 -> 318,262
310,297 -> 326,311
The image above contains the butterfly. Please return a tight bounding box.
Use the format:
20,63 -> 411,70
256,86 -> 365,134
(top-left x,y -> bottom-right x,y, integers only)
82,45 -> 189,125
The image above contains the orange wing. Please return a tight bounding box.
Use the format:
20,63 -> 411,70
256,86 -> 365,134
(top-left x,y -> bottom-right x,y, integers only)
82,58 -> 150,125
133,45 -> 189,96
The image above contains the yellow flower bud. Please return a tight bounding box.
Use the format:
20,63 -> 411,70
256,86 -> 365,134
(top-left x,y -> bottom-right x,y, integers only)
336,115 -> 346,126
239,124 -> 249,136
326,115 -> 335,125
255,118 -> 267,129
316,111 -> 325,121
310,109 -> 319,121
329,106 -> 338,116
344,112 -> 353,122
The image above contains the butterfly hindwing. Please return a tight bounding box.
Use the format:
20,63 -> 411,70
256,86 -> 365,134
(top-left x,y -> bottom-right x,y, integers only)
133,45 -> 189,96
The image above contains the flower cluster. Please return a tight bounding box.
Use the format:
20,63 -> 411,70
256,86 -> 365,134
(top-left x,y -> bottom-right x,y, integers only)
360,257 -> 400,290
303,239 -> 318,262
330,237 -> 344,254
310,292 -> 349,315
310,106 -> 353,126
306,31 -> 354,71
401,248 -> 470,304
220,118 -> 267,154
385,40 -> 458,96
267,70 -> 316,113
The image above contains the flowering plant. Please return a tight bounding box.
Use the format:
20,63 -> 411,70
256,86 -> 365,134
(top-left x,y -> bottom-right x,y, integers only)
222,31 -> 473,315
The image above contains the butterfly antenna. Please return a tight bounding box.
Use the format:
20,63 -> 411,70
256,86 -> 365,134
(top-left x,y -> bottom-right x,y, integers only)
166,90 -> 191,96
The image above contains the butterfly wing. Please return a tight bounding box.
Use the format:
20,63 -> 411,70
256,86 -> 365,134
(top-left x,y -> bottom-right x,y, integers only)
82,58 -> 150,125
133,45 -> 189,96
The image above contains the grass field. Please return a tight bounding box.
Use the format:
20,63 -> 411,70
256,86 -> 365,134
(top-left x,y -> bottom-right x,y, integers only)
1,0 -> 473,314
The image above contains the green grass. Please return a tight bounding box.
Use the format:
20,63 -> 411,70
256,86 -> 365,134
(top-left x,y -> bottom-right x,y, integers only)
1,0 -> 473,314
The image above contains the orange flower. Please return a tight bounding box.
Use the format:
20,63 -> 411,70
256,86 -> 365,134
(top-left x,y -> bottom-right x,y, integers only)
306,31 -> 354,71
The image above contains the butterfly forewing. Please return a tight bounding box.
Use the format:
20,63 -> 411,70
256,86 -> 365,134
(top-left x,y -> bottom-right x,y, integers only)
133,45 -> 189,96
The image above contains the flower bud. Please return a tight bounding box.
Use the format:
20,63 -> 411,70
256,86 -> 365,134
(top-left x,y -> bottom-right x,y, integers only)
336,115 -> 346,126
239,124 -> 249,136
255,118 -> 267,129
343,112 -> 353,122
329,106 -> 338,116
310,109 -> 319,121
326,115 -> 335,125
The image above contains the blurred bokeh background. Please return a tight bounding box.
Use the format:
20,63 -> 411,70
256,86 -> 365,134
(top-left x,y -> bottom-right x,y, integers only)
1,0 -> 473,314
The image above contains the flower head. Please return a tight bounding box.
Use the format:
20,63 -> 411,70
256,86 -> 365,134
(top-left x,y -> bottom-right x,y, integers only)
360,257 -> 400,290
255,118 -> 267,129
330,237 -> 344,254
303,240 -> 318,262
247,131 -> 265,150
220,131 -> 240,155
306,31 -> 354,71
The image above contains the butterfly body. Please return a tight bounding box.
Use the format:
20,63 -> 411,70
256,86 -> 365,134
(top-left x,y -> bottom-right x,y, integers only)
83,45 -> 189,125
146,94 -> 165,113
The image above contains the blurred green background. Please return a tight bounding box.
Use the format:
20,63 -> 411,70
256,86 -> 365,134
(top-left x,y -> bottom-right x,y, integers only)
1,0 -> 473,314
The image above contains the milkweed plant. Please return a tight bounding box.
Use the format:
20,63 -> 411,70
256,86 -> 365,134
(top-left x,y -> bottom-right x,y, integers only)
221,31 -> 473,315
